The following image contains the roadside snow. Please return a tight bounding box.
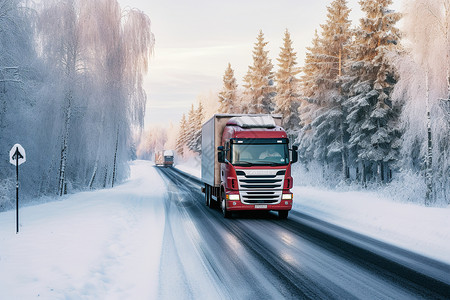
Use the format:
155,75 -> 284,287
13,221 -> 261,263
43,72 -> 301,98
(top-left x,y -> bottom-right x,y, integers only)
177,161 -> 450,265
0,161 -> 166,299
292,186 -> 450,264
176,157 -> 201,178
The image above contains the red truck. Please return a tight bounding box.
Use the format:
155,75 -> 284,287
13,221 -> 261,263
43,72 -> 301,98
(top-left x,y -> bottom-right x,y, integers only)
201,114 -> 298,219
155,150 -> 174,167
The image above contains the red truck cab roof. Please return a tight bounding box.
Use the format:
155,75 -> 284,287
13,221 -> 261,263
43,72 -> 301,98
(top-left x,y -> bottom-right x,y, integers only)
222,115 -> 287,142
222,125 -> 287,142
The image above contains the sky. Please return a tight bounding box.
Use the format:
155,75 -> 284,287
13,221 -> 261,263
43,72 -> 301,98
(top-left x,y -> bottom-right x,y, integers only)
118,0 -> 402,129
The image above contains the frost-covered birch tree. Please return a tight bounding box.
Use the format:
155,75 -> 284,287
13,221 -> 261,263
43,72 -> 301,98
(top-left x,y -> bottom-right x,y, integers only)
0,0 -> 41,209
393,0 -> 450,204
36,0 -> 153,193
38,0 -> 82,195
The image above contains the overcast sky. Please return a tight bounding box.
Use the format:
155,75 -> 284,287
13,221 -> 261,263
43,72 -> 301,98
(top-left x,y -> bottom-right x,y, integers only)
118,0 -> 402,128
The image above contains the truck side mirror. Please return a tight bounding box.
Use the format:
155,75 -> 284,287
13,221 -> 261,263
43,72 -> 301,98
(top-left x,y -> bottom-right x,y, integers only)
217,146 -> 225,163
291,145 -> 298,163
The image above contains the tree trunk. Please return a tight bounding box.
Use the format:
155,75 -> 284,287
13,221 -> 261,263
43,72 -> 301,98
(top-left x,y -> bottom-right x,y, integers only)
58,92 -> 72,196
361,161 -> 367,187
340,119 -> 349,180
88,161 -> 97,189
446,5 -> 450,100
112,128 -> 119,187
103,167 -> 108,188
425,71 -> 433,206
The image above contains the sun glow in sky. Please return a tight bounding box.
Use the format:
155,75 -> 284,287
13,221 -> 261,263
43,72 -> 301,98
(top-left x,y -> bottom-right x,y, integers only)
118,0 -> 402,128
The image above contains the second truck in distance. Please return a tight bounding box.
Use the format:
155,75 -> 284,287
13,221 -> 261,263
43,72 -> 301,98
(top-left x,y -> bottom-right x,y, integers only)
155,150 -> 174,167
201,114 -> 298,219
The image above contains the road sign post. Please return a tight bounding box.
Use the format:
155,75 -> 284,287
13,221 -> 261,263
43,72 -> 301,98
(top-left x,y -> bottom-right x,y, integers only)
9,144 -> 26,234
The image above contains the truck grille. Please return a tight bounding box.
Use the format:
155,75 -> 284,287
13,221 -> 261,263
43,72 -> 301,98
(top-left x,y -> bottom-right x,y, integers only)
236,169 -> 285,205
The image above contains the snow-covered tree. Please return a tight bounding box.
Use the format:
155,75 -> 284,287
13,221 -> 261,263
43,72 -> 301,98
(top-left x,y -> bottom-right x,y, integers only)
0,0 -> 154,206
136,127 -> 167,160
176,114 -> 187,158
274,29 -> 301,136
218,63 -> 238,113
240,68 -> 253,114
37,0 -> 153,192
308,0 -> 353,180
296,31 -> 323,163
188,102 -> 204,154
393,0 -> 450,204
300,30 -> 324,105
0,0 -> 41,209
343,0 -> 402,184
185,104 -> 196,147
246,30 -> 275,114
38,0 -> 82,195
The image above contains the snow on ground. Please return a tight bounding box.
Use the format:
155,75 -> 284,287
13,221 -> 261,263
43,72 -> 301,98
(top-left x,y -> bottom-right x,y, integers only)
176,157 -> 201,179
292,186 -> 450,264
0,161 -> 166,299
177,161 -> 450,265
1,159 -> 449,299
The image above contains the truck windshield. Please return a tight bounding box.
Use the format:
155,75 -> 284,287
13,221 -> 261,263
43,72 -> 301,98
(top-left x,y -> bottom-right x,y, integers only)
231,143 -> 289,166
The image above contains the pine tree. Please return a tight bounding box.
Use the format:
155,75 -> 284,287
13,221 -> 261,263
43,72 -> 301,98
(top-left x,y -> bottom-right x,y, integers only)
240,68 -> 253,114
185,104 -> 196,148
301,30 -> 324,104
309,0 -> 353,179
296,30 -> 324,163
344,0 -> 402,184
176,114 -> 187,157
274,29 -> 301,136
188,102 -> 204,154
320,0 -> 352,84
247,30 -> 275,114
218,63 -> 238,113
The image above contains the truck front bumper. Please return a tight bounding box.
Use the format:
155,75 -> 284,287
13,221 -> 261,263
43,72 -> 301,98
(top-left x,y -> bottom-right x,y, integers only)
225,200 -> 292,211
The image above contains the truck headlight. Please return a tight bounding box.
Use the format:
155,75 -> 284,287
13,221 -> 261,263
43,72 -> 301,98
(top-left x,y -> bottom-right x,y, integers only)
282,193 -> 293,200
227,194 -> 240,201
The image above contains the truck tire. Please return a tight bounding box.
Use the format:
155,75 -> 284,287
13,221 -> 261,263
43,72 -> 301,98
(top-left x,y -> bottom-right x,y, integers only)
207,185 -> 216,209
221,190 -> 232,218
205,185 -> 210,206
278,211 -> 289,219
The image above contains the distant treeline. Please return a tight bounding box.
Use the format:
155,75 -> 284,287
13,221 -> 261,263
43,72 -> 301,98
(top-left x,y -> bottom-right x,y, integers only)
174,0 -> 450,205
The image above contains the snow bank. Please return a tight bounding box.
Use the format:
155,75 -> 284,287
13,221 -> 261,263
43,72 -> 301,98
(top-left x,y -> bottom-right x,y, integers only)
175,157 -> 201,179
0,160 -> 165,299
292,186 -> 450,264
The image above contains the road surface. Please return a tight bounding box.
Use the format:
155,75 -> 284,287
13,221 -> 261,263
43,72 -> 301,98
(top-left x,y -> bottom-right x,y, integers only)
156,166 -> 450,299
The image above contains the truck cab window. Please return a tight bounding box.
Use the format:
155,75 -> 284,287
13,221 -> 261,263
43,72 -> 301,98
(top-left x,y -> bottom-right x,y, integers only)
231,141 -> 288,166
225,141 -> 231,161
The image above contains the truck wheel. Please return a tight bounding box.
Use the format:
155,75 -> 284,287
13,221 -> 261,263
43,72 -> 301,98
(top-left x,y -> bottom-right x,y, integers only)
278,211 -> 289,219
221,191 -> 232,218
205,185 -> 210,206
207,186 -> 215,209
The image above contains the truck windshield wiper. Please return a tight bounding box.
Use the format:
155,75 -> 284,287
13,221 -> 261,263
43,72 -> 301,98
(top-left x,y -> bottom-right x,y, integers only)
253,160 -> 284,166
233,161 -> 253,166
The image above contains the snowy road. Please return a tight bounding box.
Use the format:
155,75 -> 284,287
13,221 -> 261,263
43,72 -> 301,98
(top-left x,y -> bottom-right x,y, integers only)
157,167 -> 450,299
1,160 -> 449,299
